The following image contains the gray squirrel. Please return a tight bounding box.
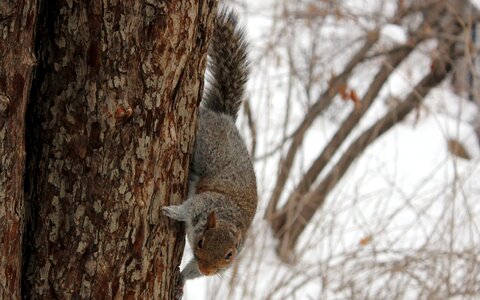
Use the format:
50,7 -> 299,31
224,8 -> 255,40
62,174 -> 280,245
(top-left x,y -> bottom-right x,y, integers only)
162,6 -> 257,287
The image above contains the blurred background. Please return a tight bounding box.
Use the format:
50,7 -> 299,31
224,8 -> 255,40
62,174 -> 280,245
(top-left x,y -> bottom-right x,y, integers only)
186,0 -> 480,298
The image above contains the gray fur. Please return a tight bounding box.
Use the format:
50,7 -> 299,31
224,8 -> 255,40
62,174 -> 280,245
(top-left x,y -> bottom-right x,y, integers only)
180,259 -> 201,283
203,7 -> 249,121
163,7 -> 257,285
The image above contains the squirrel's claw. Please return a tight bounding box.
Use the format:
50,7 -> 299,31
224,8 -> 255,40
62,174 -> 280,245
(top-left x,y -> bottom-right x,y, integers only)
172,275 -> 185,300
173,284 -> 184,300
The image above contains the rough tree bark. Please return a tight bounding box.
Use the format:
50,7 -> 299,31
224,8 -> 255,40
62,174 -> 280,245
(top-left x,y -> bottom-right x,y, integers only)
0,1 -> 37,298
20,0 -> 217,299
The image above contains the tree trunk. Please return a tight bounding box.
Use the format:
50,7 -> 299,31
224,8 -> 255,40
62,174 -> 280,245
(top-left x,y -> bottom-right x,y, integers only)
0,1 -> 37,298
21,0 -> 217,299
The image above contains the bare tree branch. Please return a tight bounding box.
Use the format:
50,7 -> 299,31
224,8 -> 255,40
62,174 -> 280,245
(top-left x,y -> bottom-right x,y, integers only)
271,41 -> 420,233
243,99 -> 257,157
265,29 -> 380,219
276,40 -> 461,259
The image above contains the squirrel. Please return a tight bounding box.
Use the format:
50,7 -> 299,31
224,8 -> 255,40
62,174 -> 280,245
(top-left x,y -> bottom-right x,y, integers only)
162,6 -> 257,288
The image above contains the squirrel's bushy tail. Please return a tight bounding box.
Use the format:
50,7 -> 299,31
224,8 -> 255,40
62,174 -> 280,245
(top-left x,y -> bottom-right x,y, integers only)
203,7 -> 249,120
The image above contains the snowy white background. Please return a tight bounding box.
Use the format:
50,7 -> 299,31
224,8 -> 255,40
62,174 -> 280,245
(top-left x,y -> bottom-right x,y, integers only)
184,1 -> 480,299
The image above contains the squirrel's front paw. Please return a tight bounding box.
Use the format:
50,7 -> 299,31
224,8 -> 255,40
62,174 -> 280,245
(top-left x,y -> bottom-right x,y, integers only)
162,205 -> 186,222
173,280 -> 184,300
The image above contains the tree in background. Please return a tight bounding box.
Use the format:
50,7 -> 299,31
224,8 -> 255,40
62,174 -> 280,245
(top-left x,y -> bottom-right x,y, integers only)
204,0 -> 480,299
264,0 -> 477,260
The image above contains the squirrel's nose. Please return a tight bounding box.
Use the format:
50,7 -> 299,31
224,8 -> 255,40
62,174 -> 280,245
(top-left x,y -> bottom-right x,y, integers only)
198,265 -> 215,276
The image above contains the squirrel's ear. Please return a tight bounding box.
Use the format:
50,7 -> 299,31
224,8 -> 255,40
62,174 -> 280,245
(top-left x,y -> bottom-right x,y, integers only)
234,230 -> 243,247
206,211 -> 217,230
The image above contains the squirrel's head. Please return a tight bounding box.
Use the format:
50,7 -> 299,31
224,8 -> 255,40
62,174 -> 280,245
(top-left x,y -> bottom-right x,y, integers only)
193,211 -> 240,276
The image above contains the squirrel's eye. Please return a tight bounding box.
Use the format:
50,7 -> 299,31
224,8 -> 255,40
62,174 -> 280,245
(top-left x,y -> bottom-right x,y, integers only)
198,238 -> 204,249
225,250 -> 233,261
